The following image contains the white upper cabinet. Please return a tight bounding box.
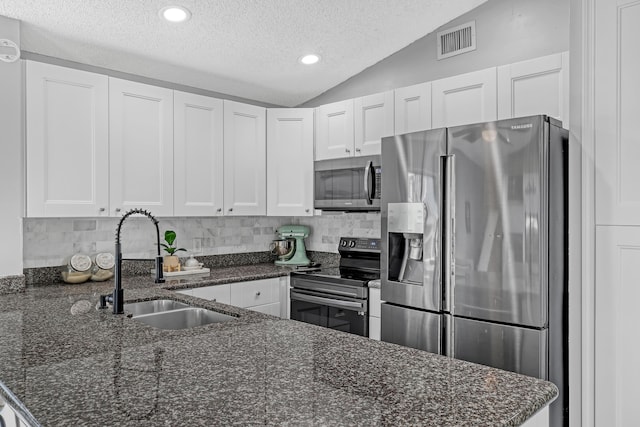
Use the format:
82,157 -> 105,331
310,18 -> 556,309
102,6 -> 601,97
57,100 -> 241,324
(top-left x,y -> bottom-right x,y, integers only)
432,67 -> 497,128
109,78 -> 174,216
315,99 -> 354,160
223,100 -> 266,216
394,82 -> 432,135
595,0 -> 640,225
267,108 -> 314,216
497,51 -> 570,127
26,61 -> 109,217
173,91 -> 224,217
354,91 -> 394,155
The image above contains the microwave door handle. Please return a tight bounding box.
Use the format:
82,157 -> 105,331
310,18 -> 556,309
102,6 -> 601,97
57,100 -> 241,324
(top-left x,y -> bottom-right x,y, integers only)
364,160 -> 373,205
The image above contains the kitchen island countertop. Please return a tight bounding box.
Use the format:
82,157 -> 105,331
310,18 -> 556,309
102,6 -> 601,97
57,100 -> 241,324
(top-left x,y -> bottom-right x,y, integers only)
0,267 -> 557,426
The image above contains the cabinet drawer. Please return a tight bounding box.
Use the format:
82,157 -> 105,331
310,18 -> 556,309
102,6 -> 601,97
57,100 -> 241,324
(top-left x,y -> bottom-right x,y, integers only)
188,284 -> 231,304
230,278 -> 280,308
248,302 -> 280,317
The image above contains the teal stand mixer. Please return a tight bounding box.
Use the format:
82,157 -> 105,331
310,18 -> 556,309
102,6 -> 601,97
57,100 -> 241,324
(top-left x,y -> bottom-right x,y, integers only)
273,225 -> 311,266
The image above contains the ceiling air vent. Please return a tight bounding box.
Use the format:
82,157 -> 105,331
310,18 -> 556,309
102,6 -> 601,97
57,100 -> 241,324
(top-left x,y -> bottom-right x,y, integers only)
437,21 -> 476,60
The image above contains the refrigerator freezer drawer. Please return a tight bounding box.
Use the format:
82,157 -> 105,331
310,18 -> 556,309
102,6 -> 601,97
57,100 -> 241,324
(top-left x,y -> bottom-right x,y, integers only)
452,316 -> 547,379
381,303 -> 442,354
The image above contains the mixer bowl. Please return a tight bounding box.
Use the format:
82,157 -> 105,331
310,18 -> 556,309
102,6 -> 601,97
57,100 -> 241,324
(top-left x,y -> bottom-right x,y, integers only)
270,239 -> 296,260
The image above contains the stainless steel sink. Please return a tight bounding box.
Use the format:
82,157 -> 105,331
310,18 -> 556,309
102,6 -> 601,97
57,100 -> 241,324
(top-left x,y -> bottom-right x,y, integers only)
132,307 -> 236,330
124,299 -> 190,316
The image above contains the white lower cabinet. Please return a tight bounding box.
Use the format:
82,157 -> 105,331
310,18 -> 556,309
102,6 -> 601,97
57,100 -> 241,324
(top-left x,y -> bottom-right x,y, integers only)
230,278 -> 280,310
369,287 -> 381,340
248,302 -> 281,317
176,284 -> 230,304
176,277 -> 287,319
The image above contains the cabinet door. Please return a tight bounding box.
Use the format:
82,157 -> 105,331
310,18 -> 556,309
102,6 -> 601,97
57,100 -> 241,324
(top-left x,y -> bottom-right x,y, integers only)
595,0 -> 640,225
26,61 -> 109,217
192,284 -> 231,305
432,67 -> 497,128
174,91 -> 224,216
266,108 -> 314,216
229,278 -> 280,308
223,100 -> 266,216
248,302 -> 281,317
354,91 -> 394,156
595,226 -> 640,426
497,51 -> 570,127
394,82 -> 432,134
315,99 -> 354,160
109,78 -> 174,216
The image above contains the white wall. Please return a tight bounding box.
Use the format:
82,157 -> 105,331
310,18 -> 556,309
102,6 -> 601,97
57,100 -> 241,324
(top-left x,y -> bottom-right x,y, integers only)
301,0 -> 569,107
0,16 -> 24,277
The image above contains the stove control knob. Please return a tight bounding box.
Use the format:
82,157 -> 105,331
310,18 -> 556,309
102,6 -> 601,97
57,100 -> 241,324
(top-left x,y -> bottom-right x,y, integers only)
341,240 -> 348,247
349,240 -> 356,248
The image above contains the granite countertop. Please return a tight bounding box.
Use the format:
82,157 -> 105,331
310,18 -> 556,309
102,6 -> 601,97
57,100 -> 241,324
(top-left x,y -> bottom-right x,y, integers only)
157,262 -> 294,291
0,265 -> 557,426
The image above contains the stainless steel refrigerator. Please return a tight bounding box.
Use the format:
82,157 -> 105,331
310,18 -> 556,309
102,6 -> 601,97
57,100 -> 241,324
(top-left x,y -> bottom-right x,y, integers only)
380,115 -> 568,427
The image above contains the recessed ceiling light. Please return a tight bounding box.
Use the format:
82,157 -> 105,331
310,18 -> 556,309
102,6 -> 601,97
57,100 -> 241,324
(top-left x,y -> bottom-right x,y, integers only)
299,54 -> 320,65
159,6 -> 191,23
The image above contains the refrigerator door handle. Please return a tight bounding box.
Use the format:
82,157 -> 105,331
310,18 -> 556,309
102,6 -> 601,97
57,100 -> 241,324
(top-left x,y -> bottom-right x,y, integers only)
443,154 -> 455,313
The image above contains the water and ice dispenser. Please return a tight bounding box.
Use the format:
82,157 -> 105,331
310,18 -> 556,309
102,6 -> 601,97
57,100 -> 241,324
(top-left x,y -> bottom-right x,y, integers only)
386,203 -> 426,285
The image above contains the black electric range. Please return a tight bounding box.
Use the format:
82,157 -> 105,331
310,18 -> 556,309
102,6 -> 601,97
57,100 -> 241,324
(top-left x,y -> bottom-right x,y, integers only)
289,237 -> 380,337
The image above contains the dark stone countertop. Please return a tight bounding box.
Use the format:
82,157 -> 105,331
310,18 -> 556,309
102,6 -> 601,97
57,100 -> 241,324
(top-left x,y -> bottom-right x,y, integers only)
0,264 -> 557,426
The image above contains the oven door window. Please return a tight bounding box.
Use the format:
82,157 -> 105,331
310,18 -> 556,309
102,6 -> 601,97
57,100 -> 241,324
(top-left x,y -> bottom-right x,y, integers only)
290,289 -> 368,337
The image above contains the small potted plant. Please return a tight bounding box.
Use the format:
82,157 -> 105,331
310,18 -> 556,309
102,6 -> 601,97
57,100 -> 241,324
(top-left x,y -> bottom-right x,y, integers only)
161,230 -> 186,272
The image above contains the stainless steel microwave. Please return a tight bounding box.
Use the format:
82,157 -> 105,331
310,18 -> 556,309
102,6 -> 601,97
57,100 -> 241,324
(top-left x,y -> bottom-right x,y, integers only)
314,155 -> 381,211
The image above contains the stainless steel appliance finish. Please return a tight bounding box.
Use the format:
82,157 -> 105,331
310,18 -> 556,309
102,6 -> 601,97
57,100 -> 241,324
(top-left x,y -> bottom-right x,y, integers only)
314,155 -> 381,211
290,237 -> 380,337
452,316 -> 548,379
380,116 -> 568,427
381,302 -> 443,354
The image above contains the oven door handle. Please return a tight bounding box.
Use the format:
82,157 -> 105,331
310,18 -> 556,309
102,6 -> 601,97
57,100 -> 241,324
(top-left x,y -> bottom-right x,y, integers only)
291,290 -> 367,312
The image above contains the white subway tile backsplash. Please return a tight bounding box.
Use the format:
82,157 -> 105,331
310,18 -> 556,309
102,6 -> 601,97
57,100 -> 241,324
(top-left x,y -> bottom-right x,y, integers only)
22,212 -> 381,268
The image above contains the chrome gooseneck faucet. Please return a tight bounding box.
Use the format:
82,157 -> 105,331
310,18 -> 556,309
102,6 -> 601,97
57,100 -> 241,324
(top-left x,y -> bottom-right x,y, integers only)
101,208 -> 165,314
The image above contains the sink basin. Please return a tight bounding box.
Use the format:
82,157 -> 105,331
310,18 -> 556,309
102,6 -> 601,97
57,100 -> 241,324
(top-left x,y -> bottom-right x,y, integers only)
132,307 -> 236,330
124,299 -> 190,316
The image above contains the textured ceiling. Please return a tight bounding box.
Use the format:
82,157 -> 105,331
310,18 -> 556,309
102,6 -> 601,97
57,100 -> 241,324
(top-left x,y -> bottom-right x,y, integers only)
0,0 -> 486,106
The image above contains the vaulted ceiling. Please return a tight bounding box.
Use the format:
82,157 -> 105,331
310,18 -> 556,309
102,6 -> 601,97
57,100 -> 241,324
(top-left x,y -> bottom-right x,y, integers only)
1,0 -> 486,106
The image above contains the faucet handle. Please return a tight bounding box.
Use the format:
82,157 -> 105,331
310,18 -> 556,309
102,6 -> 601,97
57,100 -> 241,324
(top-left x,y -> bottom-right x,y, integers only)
98,294 -> 112,309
